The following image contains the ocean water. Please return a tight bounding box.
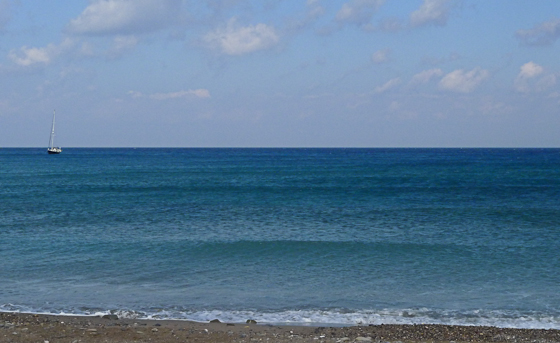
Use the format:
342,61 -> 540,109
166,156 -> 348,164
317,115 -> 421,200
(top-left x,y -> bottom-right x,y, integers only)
1,148 -> 560,329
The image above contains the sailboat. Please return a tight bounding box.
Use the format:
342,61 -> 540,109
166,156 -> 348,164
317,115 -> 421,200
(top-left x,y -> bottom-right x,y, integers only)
47,110 -> 62,154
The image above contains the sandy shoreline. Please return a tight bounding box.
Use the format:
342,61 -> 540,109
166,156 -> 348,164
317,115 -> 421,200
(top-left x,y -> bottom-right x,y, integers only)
1,312 -> 560,343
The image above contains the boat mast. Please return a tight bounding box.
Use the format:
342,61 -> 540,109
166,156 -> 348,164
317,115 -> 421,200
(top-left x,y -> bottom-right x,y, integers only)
49,110 -> 56,149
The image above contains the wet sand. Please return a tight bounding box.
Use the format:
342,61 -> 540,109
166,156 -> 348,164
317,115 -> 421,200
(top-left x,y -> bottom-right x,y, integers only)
2,312 -> 560,343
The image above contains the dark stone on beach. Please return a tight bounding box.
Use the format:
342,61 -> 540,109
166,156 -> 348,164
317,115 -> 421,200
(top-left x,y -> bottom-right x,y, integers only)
246,319 -> 257,324
2,312 -> 560,343
210,319 -> 221,323
102,314 -> 119,320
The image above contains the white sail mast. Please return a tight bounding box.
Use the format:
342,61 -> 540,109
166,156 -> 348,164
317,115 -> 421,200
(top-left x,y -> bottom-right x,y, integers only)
47,110 -> 61,154
49,110 -> 56,149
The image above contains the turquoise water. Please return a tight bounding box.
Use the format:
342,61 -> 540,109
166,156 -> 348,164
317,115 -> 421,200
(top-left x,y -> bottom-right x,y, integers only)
1,148 -> 560,328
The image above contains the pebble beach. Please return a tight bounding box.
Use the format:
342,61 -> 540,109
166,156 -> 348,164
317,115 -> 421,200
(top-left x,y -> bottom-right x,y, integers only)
2,312 -> 560,343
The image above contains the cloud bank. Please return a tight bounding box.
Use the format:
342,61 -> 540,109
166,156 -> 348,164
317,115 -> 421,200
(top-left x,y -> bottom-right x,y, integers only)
439,67 -> 489,93
516,17 -> 560,46
335,0 -> 385,26
410,68 -> 444,85
204,19 -> 279,55
514,61 -> 557,93
375,77 -> 401,93
8,39 -> 75,67
66,0 -> 181,36
410,0 -> 451,27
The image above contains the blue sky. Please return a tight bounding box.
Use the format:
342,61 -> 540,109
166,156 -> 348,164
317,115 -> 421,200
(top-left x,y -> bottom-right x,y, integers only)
1,0 -> 560,147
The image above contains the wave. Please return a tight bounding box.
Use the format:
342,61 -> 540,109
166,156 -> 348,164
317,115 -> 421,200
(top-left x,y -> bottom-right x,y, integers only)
2,304 -> 559,330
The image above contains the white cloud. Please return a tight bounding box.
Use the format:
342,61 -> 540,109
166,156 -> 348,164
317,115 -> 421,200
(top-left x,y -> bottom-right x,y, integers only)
8,46 -> 51,66
371,48 -> 391,64
129,89 -> 211,100
66,0 -> 181,36
108,35 -> 139,58
519,61 -> 543,79
410,0 -> 450,27
516,17 -> 560,46
410,68 -> 443,85
375,77 -> 401,93
335,0 -> 385,26
8,39 -> 75,67
514,61 -> 556,93
286,0 -> 325,33
151,89 -> 211,100
204,19 -> 279,55
439,67 -> 489,93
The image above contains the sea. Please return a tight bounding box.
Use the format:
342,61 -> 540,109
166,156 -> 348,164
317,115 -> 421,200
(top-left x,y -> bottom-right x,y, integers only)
1,148 -> 560,329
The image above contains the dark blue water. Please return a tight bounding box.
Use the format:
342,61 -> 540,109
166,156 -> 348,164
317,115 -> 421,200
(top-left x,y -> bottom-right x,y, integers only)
1,148 -> 559,328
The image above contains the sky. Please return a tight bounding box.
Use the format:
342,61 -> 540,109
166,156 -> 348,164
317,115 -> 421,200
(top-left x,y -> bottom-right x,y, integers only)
1,0 -> 560,147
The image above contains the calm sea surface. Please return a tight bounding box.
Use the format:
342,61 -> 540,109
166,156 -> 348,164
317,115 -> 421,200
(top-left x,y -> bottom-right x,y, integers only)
1,148 -> 559,328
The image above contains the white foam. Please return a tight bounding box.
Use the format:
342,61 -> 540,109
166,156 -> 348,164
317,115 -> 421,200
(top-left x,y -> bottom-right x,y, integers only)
2,304 -> 559,330
174,308 -> 560,329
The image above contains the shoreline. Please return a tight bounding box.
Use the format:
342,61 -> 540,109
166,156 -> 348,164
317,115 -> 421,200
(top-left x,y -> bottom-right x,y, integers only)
2,312 -> 560,343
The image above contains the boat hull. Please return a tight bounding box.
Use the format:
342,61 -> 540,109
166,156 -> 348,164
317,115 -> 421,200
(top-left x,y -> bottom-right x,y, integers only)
47,148 -> 62,154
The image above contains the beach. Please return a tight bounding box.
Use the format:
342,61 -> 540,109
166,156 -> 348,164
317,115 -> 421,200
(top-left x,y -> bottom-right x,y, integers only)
2,312 -> 560,343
